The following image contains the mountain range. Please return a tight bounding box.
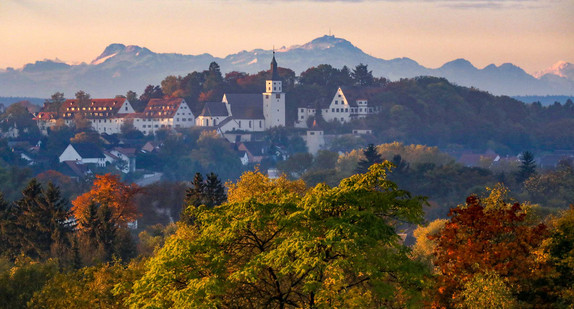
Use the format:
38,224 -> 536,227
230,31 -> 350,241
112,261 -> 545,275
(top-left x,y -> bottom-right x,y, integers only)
1,35 -> 572,98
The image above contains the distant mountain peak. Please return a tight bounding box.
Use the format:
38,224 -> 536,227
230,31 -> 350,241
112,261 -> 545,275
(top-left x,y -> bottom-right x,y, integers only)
534,61 -> 574,79
440,58 -> 476,70
91,44 -> 151,65
277,35 -> 361,53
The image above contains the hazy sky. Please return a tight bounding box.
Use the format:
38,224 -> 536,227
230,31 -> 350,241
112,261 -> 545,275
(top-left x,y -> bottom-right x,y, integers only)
1,0 -> 572,74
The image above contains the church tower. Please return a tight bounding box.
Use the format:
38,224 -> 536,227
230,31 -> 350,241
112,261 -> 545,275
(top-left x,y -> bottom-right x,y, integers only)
263,52 -> 286,129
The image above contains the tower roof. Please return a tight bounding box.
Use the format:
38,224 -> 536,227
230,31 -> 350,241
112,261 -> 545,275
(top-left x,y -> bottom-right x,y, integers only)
270,51 -> 280,81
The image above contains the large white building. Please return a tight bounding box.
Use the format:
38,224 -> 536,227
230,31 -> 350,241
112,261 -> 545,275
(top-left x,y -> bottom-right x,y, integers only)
295,86 -> 384,128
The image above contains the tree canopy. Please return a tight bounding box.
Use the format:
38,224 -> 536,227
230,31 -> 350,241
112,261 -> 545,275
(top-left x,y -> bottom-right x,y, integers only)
127,163 -> 428,308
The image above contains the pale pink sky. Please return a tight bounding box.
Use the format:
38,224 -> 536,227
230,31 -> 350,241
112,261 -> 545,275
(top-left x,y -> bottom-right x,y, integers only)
1,0 -> 572,74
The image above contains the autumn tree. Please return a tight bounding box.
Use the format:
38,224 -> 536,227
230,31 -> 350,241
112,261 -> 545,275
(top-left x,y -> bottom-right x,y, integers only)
127,163 -> 428,308
72,174 -> 141,228
430,186 -> 551,308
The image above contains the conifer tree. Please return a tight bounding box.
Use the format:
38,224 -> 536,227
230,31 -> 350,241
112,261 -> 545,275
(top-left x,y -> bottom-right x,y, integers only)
516,151 -> 537,183
355,144 -> 383,174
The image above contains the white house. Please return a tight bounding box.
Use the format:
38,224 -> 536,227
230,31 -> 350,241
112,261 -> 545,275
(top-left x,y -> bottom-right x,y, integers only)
59,143 -> 106,167
296,86 -> 384,127
131,98 -> 195,135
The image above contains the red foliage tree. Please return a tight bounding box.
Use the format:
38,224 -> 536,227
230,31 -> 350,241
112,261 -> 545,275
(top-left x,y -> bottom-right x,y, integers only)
72,174 -> 141,228
430,194 -> 551,307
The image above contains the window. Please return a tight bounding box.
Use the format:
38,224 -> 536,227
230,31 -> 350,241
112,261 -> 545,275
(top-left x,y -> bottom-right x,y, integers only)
335,100 -> 338,105
310,132 -> 315,135
213,119 -> 217,126
274,87 -> 276,91
336,108 -> 340,112
301,116 -> 304,119
300,108 -> 304,112
259,121 -> 262,128
276,94 -> 280,99
238,121 -> 241,128
331,108 -> 334,112
249,121 -> 252,128
345,108 -> 348,112
125,106 -> 128,111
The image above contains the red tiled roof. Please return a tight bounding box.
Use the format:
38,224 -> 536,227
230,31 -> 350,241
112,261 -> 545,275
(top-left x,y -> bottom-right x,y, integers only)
142,98 -> 185,119
34,111 -> 56,121
60,98 -> 128,119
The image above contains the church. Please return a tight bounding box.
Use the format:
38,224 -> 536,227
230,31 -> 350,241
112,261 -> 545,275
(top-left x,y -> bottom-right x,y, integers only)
195,53 -> 286,133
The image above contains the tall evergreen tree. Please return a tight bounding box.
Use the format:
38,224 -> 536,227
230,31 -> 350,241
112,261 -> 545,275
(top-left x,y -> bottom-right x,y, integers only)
182,173 -> 227,225
355,144 -> 383,174
516,151 -> 537,183
5,179 -> 73,260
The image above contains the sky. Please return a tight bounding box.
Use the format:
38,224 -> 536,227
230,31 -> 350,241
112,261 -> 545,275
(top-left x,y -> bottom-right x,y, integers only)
1,0 -> 572,75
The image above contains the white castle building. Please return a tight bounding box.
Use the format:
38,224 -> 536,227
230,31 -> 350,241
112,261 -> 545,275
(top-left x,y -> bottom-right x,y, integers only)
35,54 -> 286,135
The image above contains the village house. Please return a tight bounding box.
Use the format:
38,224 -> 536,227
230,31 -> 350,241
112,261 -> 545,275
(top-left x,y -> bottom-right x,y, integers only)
59,143 -> 106,167
295,86 -> 384,128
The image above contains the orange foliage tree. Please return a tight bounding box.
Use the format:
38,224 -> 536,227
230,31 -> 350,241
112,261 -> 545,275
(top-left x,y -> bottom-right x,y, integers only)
72,174 -> 141,228
430,190 -> 550,308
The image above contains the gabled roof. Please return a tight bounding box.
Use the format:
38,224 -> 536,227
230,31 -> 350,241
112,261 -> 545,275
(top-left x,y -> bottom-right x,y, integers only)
71,143 -> 105,159
339,86 -> 385,107
143,98 -> 186,119
60,98 -> 129,119
199,102 -> 229,117
239,141 -> 269,156
34,111 -> 57,121
225,94 -> 264,119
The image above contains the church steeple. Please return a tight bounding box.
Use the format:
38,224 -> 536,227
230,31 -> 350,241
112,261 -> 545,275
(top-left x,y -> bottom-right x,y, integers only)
270,51 -> 280,81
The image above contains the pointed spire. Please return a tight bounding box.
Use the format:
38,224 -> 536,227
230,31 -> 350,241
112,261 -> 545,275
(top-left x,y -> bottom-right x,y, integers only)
270,50 -> 280,81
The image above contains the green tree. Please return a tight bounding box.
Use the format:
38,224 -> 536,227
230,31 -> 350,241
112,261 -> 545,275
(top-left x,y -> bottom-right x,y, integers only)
5,180 -> 74,261
355,143 -> 383,174
351,63 -> 374,86
43,92 -> 66,113
182,172 -> 227,224
127,164 -> 428,308
544,205 -> 574,306
516,151 -> 536,183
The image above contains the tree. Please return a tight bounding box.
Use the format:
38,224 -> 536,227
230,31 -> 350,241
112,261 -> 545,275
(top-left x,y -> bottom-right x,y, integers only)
127,164 -> 428,308
3,180 -> 74,261
351,63 -> 374,86
516,150 -> 536,183
43,92 -> 66,113
430,187 -> 551,308
181,172 -> 226,224
72,174 -> 141,228
544,205 -> 574,306
355,143 -> 383,174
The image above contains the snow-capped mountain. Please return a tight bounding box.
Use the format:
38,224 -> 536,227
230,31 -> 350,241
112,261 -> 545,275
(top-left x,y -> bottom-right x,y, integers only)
0,35 -> 572,97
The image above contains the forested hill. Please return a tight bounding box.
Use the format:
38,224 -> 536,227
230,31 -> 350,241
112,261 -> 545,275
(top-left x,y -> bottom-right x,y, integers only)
353,76 -> 574,154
